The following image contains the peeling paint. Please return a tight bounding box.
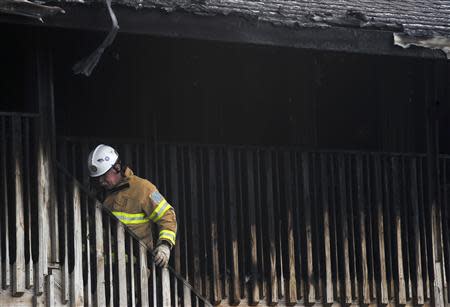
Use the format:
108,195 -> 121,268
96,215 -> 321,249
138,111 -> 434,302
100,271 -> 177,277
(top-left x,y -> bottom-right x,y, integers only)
394,33 -> 450,59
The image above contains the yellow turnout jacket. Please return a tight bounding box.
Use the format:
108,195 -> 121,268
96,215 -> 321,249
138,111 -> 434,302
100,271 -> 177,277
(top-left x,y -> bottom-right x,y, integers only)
103,167 -> 177,248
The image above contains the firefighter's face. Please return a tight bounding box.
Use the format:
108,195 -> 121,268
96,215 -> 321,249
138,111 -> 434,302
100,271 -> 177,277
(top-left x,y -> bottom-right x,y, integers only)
98,167 -> 121,189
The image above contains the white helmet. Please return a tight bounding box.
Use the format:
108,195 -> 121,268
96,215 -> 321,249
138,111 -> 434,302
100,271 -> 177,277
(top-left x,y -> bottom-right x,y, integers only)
87,144 -> 119,177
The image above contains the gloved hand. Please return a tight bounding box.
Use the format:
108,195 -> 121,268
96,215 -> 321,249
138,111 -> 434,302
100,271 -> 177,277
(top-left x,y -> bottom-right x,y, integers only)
154,243 -> 171,268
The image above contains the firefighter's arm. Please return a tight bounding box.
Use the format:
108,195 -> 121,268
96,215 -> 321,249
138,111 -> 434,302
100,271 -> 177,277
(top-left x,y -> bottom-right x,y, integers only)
145,189 -> 177,248
144,189 -> 177,267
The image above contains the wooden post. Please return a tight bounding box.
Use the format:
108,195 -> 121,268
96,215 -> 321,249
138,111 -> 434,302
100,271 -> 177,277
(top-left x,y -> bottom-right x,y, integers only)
301,152 -> 315,304
23,118 -> 34,290
80,143 -> 92,307
319,153 -> 333,304
162,268 -> 171,306
328,155 -> 340,301
0,117 -> 10,290
138,244 -> 149,306
128,236 -> 136,307
264,150 -> 278,305
94,202 -> 106,307
46,273 -> 55,307
392,157 -> 407,304
10,116 -> 25,296
116,222 -> 127,307
57,142 -> 70,304
337,154 -> 351,304
208,148 -> 222,305
35,33 -> 58,265
188,147 -> 202,294
169,145 -> 182,307
373,155 -> 388,304
356,155 -> 370,304
70,182 -> 84,307
104,215 -> 114,306
283,151 -> 297,305
35,134 -> 49,295
227,148 -> 241,305
34,33 -> 59,295
410,158 -> 425,304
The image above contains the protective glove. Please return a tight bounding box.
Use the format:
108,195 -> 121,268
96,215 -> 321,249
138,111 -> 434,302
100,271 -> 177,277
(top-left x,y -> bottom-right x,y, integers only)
154,243 -> 171,268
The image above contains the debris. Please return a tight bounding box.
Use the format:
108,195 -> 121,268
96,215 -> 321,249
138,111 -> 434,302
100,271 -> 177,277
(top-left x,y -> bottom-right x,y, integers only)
394,33 -> 450,59
72,0 -> 119,76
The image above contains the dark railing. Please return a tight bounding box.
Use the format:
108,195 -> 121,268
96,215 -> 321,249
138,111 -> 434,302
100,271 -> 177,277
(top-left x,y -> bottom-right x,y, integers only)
1,115 -> 449,306
57,137 -> 450,306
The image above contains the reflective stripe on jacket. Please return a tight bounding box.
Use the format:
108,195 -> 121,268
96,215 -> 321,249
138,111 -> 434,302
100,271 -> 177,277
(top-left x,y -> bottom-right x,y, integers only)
103,167 -> 177,248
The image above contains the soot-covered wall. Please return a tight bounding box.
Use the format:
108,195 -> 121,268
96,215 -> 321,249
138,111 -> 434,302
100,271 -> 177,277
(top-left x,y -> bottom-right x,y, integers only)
47,27 -> 443,152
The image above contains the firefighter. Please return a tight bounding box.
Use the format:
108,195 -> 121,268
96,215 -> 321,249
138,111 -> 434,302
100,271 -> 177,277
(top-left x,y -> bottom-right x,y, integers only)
87,144 -> 176,268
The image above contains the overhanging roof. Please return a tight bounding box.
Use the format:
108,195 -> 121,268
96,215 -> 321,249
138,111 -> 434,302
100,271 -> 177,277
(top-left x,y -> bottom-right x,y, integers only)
1,0 -> 449,59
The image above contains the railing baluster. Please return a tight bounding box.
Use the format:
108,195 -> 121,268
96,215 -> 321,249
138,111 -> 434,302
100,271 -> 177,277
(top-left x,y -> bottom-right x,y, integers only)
364,155 -> 376,301
207,148 -> 222,305
80,142 -> 92,307
373,155 -> 388,304
138,244 -> 149,306
180,146 -> 192,307
264,150 -> 278,305
301,152 -> 315,304
226,148 -> 241,305
255,150 -> 267,300
71,182 -> 84,306
105,216 -> 114,306
198,148 -> 210,299
283,151 -> 297,304
356,154 -> 370,303
36,122 -> 51,295
402,157 -> 413,302
115,221 -> 127,307
11,116 -> 25,296
151,262 -> 157,307
22,118 -> 34,290
162,268 -> 171,306
94,201 -> 106,307
57,141 -> 70,304
168,145 -> 182,307
410,158 -> 424,305
188,147 -> 202,296
328,154 -> 339,301
310,153 -> 322,302
128,236 -> 136,307
392,157 -> 407,304
46,272 -> 55,307
1,116 -> 11,291
337,154 -> 351,304
346,155 -> 358,301
236,149 -> 247,301
382,156 -> 395,300
418,157 -> 431,300
319,153 -> 333,304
